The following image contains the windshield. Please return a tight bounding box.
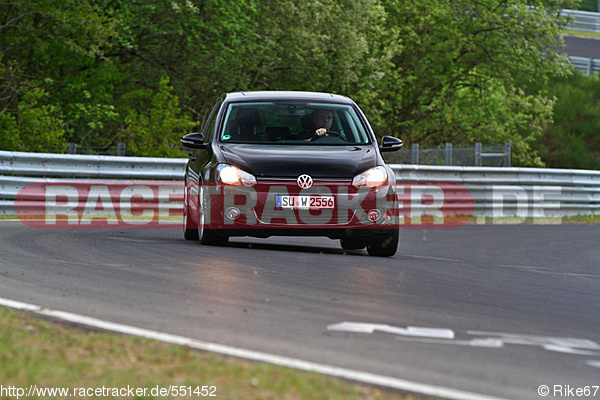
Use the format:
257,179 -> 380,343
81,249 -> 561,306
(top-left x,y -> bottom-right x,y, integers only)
219,102 -> 371,145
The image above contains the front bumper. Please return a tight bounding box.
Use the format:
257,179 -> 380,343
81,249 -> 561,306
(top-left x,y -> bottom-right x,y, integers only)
198,182 -> 398,237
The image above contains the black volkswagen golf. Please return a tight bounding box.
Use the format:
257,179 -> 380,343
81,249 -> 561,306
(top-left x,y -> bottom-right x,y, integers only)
181,91 -> 403,256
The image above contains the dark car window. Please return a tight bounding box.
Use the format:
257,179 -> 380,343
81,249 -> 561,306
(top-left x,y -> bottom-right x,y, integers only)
219,102 -> 370,145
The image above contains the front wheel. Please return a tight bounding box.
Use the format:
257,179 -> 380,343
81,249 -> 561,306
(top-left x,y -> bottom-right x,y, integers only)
366,228 -> 399,257
340,237 -> 366,250
199,227 -> 229,246
183,184 -> 199,241
184,216 -> 199,240
197,198 -> 229,246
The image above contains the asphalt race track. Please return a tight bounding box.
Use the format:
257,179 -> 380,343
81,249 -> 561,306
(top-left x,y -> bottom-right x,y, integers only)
563,35 -> 600,58
0,221 -> 599,399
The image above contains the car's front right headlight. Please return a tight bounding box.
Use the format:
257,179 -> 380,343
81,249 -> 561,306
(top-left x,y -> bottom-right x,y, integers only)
217,164 -> 257,186
352,166 -> 388,188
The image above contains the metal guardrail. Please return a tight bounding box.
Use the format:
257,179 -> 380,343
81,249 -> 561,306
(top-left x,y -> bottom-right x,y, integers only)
562,9 -> 600,32
0,150 -> 188,215
0,150 -> 187,179
387,143 -> 511,167
557,9 -> 600,75
1,150 -> 599,219
568,55 -> 600,75
392,165 -> 600,218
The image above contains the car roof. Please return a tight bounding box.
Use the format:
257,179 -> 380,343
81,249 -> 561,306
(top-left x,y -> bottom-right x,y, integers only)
224,91 -> 355,104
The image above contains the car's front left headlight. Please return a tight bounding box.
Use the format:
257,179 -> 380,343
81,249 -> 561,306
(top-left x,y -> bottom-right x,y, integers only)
352,166 -> 388,188
217,164 -> 257,186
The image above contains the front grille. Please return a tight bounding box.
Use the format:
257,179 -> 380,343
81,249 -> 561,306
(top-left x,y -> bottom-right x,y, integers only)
256,177 -> 352,184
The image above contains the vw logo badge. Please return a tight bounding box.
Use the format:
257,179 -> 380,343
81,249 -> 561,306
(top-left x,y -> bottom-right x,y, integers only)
297,174 -> 313,189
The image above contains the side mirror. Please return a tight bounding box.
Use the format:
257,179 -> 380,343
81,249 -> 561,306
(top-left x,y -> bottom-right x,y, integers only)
181,132 -> 207,150
379,136 -> 403,152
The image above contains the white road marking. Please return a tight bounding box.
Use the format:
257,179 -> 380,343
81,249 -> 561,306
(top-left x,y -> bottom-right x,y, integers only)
328,323 -> 600,366
496,264 -> 553,271
470,338 -> 505,348
104,237 -> 166,243
565,273 -> 600,278
543,345 -> 600,356
327,322 -> 455,339
404,254 -> 465,263
586,360 -> 600,368
0,297 -> 508,400
393,336 -> 505,348
467,331 -> 600,352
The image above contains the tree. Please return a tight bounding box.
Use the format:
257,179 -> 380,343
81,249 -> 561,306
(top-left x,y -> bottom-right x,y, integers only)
536,73 -> 600,169
0,0 -> 115,151
98,0 -> 385,127
0,88 -> 66,152
121,76 -> 196,157
1,0 -> 587,166
578,0 -> 597,11
360,0 -> 577,165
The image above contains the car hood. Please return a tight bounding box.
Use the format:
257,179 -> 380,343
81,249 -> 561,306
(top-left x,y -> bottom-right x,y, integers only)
220,144 -> 377,179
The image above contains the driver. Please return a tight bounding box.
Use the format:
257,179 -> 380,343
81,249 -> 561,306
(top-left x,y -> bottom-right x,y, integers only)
301,109 -> 334,141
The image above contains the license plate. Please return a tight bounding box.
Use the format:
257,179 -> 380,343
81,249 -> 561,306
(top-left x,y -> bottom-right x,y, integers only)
276,195 -> 335,209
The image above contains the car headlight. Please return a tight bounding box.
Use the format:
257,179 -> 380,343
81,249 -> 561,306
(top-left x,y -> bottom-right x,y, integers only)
217,164 -> 257,186
352,166 -> 388,188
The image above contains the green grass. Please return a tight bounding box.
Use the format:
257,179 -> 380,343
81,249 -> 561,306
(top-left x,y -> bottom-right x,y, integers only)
560,214 -> 600,223
0,307 -> 432,400
466,214 -> 600,224
562,29 -> 600,39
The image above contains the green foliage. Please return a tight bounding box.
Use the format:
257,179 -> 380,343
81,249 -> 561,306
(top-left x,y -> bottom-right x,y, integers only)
536,73 -> 600,169
360,0 -> 576,166
578,0 -> 598,11
0,0 -> 593,166
0,0 -> 115,103
0,0 -> 115,151
57,62 -> 124,148
0,89 -> 66,152
122,77 -> 197,157
251,0 -> 387,94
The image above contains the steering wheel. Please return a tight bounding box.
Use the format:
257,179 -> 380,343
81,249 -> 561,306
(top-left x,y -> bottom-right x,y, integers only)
312,130 -> 347,142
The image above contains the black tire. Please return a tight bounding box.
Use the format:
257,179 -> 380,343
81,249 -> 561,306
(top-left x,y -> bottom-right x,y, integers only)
200,230 -> 229,246
197,200 -> 229,246
183,185 -> 199,241
184,224 -> 199,241
366,228 -> 399,257
340,237 -> 366,250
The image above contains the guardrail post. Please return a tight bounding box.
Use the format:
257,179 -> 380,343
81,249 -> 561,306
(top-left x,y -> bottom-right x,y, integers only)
475,143 -> 482,166
68,143 -> 77,155
117,142 -> 126,156
412,143 -> 419,165
504,142 -> 512,167
445,143 -> 452,166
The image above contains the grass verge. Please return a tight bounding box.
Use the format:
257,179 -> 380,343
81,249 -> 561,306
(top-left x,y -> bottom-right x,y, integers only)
563,29 -> 600,39
465,214 -> 600,224
560,213 -> 600,223
0,306 -> 430,400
